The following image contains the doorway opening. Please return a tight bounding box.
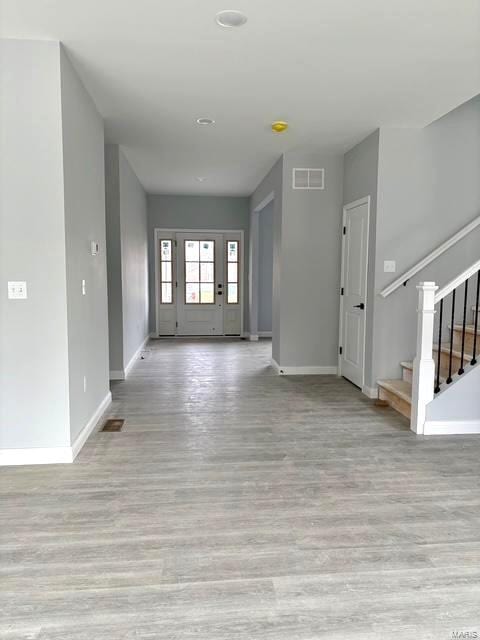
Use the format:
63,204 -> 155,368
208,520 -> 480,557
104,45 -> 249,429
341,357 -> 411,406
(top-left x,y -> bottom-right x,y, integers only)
154,229 -> 244,336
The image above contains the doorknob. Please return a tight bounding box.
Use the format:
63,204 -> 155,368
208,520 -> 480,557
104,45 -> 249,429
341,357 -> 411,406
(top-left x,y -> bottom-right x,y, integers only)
353,303 -> 365,310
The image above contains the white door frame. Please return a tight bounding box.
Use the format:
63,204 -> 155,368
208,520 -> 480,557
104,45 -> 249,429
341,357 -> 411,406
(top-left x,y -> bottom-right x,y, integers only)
154,228 -> 245,337
338,196 -> 370,387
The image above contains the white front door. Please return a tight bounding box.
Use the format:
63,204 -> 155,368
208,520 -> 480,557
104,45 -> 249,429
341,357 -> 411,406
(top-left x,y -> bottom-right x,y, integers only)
340,198 -> 370,388
176,233 -> 224,335
156,230 -> 243,337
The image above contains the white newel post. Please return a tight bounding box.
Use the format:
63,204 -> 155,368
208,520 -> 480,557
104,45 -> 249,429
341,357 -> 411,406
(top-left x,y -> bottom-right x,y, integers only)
411,282 -> 438,434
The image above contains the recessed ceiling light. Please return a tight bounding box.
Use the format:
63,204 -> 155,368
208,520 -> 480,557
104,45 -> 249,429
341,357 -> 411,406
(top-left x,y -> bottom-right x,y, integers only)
215,10 -> 248,28
196,177 -> 207,182
196,117 -> 215,125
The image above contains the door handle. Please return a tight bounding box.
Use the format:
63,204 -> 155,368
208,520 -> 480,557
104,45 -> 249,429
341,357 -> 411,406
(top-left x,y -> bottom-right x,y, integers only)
353,303 -> 365,310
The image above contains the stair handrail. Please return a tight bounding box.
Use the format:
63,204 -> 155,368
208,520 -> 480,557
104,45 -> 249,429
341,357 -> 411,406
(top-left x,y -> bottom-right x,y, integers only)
435,258 -> 480,303
380,214 -> 480,298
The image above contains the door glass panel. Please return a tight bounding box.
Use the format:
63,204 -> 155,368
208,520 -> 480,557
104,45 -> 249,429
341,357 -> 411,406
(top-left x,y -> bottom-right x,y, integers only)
161,283 -> 172,304
186,282 -> 199,303
161,262 -> 172,282
184,239 -> 215,304
159,239 -> 173,304
227,283 -> 238,304
200,262 -> 214,283
161,240 -> 171,260
185,240 -> 199,261
185,261 -> 199,282
227,242 -> 238,261
226,240 -> 239,304
227,262 -> 237,283
200,283 -> 214,303
200,241 -> 214,261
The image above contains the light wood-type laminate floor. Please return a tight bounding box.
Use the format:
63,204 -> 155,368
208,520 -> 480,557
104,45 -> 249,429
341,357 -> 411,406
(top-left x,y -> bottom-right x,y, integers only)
2,339 -> 480,639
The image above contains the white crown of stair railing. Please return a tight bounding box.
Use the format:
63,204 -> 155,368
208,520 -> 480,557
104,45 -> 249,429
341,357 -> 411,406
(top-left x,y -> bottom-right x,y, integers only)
411,259 -> 480,434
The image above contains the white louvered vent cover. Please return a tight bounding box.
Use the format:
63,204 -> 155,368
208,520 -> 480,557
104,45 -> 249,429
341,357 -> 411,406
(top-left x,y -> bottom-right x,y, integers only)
292,168 -> 325,190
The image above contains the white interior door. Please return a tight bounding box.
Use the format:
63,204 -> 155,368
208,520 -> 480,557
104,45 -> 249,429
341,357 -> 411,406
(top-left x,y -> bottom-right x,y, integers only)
340,199 -> 369,388
176,233 -> 224,335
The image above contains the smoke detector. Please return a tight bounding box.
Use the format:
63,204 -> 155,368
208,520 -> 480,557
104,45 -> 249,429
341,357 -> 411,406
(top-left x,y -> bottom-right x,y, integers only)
215,10 -> 248,28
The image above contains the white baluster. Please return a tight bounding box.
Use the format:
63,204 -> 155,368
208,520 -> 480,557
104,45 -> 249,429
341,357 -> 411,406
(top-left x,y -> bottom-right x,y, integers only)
411,282 -> 438,434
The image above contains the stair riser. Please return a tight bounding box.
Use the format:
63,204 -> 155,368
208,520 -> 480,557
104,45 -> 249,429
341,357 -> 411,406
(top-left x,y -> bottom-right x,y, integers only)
452,329 -> 479,356
378,387 -> 411,420
434,349 -> 471,379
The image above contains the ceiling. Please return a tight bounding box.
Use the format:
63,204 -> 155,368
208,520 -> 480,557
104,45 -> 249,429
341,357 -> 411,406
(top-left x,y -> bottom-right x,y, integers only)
2,0 -> 479,196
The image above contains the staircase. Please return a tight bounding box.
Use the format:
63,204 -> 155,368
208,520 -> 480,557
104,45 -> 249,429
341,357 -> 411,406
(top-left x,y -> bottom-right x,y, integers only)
377,321 -> 478,420
376,260 -> 480,434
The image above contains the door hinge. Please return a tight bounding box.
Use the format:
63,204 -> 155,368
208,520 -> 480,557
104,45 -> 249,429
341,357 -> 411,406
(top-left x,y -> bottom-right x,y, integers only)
343,226 -> 346,235
339,346 -> 343,355
175,281 -> 178,288
175,321 -> 178,328
340,287 -> 344,296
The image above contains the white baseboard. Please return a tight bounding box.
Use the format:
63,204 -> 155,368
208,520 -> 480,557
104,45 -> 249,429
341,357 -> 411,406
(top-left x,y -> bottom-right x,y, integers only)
110,335 -> 150,381
0,391 -> 112,467
249,334 -> 259,341
362,385 -> 378,399
258,331 -> 272,338
423,420 -> 480,436
271,358 -> 337,375
124,335 -> 150,377
71,391 -> 112,460
0,446 -> 73,466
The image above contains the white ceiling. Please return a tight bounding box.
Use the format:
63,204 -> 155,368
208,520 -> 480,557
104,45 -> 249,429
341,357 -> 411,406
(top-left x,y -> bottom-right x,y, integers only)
2,0 -> 479,196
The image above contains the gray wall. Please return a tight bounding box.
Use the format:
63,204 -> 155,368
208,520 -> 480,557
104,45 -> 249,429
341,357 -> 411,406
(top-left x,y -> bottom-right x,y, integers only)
119,149 -> 149,367
344,96 -> 480,389
0,40 -> 70,448
105,145 -> 124,372
343,130 -> 379,388
250,152 -> 344,368
60,47 -> 110,443
147,195 -> 250,332
250,157 -> 283,358
280,152 -> 344,367
105,145 -> 149,374
258,201 -> 273,333
373,95 -> 480,384
0,40 -> 110,450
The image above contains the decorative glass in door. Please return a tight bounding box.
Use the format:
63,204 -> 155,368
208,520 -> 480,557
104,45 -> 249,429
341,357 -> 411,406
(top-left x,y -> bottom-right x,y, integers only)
184,240 -> 215,304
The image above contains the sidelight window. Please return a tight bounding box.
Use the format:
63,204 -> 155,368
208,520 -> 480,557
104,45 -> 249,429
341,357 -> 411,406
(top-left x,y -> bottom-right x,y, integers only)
226,240 -> 239,304
159,239 -> 173,303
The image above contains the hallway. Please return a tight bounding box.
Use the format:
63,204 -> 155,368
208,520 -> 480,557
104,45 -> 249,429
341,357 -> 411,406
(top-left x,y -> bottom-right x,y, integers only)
2,339 -> 480,639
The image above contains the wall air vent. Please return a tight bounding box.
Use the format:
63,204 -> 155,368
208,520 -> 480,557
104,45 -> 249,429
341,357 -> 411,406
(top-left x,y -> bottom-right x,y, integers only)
292,168 -> 325,190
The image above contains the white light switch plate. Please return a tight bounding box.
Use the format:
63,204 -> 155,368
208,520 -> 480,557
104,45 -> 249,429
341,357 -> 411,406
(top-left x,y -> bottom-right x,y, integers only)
8,281 -> 27,299
384,260 -> 396,273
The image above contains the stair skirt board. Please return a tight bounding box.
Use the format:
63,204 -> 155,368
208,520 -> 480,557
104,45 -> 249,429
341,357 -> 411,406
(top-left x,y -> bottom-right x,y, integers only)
271,359 -> 337,375
424,420 -> 480,435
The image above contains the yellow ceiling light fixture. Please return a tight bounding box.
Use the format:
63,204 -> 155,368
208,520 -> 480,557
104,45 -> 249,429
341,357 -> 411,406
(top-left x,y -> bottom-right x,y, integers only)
271,120 -> 288,133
